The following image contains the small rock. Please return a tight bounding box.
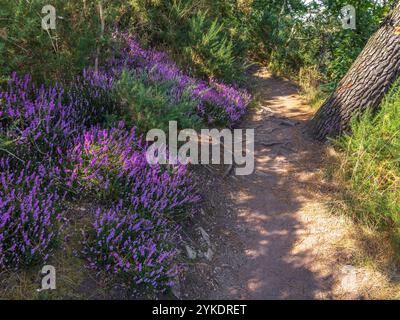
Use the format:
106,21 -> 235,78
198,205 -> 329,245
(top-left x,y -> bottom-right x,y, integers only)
271,117 -> 299,127
255,170 -> 271,177
198,227 -> 211,247
204,248 -> 214,261
185,245 -> 197,259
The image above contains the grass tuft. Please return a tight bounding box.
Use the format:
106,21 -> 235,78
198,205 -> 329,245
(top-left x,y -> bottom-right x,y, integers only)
330,78 -> 400,249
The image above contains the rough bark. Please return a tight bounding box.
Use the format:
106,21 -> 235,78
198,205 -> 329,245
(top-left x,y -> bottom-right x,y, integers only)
307,1 -> 400,141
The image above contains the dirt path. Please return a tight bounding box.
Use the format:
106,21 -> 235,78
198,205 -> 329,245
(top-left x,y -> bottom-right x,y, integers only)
180,67 -> 394,300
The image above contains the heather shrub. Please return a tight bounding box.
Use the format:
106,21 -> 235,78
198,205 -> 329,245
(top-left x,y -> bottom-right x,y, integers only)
113,71 -> 201,132
0,157 -> 65,270
110,34 -> 250,126
65,69 -> 118,128
0,27 -> 249,292
83,202 -> 180,291
191,79 -> 250,126
0,73 -> 68,161
0,69 -> 201,288
68,124 -> 200,219
0,71 -> 118,162
71,125 -> 200,291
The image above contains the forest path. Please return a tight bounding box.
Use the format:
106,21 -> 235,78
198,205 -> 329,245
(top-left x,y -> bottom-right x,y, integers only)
181,67 -> 390,300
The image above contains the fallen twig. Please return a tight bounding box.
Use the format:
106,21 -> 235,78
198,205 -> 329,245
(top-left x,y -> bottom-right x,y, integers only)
261,141 -> 288,147
0,147 -> 25,163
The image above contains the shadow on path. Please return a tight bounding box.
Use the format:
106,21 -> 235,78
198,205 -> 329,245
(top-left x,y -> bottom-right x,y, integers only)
182,67 -> 358,299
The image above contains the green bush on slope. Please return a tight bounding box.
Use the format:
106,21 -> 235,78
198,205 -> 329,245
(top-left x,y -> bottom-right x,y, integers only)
335,79 -> 400,236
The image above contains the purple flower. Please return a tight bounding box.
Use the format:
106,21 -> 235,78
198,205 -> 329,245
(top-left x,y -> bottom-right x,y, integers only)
107,32 -> 251,126
0,157 -> 64,269
82,203 -> 179,291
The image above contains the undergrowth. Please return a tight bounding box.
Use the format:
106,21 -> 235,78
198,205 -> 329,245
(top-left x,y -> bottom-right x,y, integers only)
332,79 -> 400,246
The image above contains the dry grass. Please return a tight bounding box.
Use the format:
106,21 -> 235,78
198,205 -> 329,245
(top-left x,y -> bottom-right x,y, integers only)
298,66 -> 330,110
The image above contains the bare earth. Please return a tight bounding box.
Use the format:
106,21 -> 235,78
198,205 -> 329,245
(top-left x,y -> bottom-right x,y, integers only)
180,67 -> 395,300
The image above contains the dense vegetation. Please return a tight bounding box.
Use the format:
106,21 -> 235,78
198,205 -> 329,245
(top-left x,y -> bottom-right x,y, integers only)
0,0 -> 399,297
0,30 -> 249,295
334,79 -> 400,241
1,1 -> 392,86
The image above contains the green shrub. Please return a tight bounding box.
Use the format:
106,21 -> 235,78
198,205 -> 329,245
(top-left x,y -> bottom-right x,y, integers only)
246,0 -> 392,91
123,0 -> 247,83
0,0 -> 108,83
112,71 -> 201,133
334,79 -> 400,234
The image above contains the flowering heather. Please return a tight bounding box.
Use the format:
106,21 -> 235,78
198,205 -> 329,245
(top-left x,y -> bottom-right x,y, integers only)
0,71 -> 114,271
0,71 -> 116,162
0,34 -> 249,291
109,33 -> 251,125
0,70 -> 201,288
65,123 -> 199,290
0,73 -> 68,158
66,69 -> 116,127
0,157 -> 65,270
68,123 -> 200,218
83,202 -> 180,291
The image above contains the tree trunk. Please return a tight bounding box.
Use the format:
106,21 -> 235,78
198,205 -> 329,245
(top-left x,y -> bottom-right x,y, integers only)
307,1 -> 400,141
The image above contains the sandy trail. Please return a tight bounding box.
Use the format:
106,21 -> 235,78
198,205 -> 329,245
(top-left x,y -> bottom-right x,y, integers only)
181,67 -> 391,300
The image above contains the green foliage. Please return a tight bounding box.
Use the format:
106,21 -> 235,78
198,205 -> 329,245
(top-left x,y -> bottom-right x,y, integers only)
121,0 -> 248,82
112,70 -> 201,133
0,0 -> 394,88
11,0 -> 248,84
0,0 -> 109,83
183,10 -> 240,82
321,0 -> 389,84
334,79 -> 400,235
245,0 -> 393,92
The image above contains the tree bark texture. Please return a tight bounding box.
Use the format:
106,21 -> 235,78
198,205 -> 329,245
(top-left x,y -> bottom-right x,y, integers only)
307,1 -> 400,140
